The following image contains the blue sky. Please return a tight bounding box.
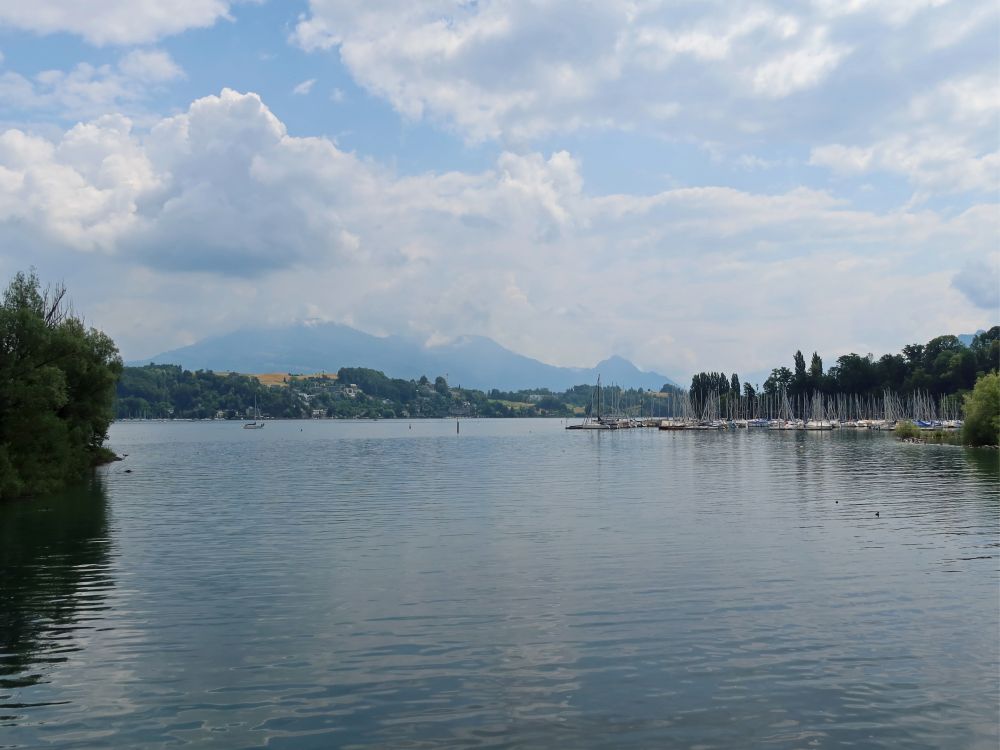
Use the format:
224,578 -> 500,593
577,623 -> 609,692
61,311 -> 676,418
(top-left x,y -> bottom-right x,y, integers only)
0,0 -> 996,381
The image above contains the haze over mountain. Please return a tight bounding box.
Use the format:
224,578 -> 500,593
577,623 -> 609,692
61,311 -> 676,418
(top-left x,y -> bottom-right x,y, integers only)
957,330 -> 987,347
1,1 -> 996,389
132,323 -> 678,392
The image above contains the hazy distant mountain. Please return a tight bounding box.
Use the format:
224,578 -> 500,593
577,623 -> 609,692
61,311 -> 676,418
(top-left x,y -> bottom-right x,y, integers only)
957,330 -> 986,346
130,323 -> 678,392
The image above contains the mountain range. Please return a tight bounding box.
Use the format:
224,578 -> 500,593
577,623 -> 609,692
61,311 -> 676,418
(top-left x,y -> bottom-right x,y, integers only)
130,323 -> 679,392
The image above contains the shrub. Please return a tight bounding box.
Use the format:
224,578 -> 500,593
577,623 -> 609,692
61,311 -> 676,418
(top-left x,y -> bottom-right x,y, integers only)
962,372 -> 1000,447
895,421 -> 921,440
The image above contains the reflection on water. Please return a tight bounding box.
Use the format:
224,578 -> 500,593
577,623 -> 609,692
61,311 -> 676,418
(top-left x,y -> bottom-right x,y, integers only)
0,421 -> 997,749
0,478 -> 113,702
965,446 -> 1000,486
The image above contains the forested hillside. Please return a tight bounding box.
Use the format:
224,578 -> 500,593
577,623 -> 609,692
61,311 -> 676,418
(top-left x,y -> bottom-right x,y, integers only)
116,364 -> 681,420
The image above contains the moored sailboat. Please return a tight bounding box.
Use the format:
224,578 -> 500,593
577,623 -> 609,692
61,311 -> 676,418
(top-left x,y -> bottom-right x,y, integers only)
243,393 -> 265,429
567,375 -> 618,430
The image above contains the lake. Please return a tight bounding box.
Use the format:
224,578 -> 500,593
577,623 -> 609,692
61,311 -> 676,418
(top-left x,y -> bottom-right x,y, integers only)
1,420 -> 997,748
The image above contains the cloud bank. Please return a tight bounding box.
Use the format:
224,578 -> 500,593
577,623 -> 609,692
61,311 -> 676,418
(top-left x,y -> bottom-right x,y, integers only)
0,0 -> 248,45
291,1 -> 995,153
0,49 -> 184,121
0,89 -> 994,375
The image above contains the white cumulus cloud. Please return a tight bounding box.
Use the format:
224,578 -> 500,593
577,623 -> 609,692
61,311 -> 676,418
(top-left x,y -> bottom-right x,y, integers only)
118,49 -> 185,82
0,0 -> 249,45
0,50 -> 185,120
290,0 -> 994,153
750,30 -> 849,98
292,78 -> 316,96
810,72 -> 1000,198
0,89 -> 995,374
0,115 -> 157,249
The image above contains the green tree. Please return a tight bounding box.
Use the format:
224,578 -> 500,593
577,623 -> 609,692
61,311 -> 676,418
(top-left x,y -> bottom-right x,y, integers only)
809,352 -> 821,376
763,367 -> 793,397
828,353 -> 878,395
536,395 -> 564,412
941,349 -> 978,392
923,335 -> 963,367
0,271 -> 121,499
789,350 -> 808,396
970,327 -> 999,375
876,353 -> 908,392
808,351 -> 824,390
902,344 -> 924,367
962,372 -> 1000,447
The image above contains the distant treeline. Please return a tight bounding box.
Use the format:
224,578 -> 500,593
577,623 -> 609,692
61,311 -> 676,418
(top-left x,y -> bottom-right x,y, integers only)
117,364 -> 683,421
690,328 -> 999,402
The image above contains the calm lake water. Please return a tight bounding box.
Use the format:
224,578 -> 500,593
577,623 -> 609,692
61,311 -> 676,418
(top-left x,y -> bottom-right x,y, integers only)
1,419 -> 998,749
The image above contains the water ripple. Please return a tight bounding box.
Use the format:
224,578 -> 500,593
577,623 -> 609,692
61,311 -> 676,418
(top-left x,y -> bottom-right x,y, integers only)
0,420 -> 996,748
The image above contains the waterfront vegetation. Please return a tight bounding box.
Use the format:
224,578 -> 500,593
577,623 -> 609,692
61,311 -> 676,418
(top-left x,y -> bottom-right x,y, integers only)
962,372 -> 1000,447
116,364 -> 679,420
0,272 -> 122,500
2,266 -> 996,505
116,328 -> 1000,447
691,328 -> 998,403
685,329 -> 999,444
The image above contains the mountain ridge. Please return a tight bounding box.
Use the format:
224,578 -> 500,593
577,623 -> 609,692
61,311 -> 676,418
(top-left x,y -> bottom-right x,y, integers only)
957,330 -> 986,346
130,322 -> 679,392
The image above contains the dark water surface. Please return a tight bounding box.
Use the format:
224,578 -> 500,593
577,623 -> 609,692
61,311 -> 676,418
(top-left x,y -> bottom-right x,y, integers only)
1,420 -> 997,748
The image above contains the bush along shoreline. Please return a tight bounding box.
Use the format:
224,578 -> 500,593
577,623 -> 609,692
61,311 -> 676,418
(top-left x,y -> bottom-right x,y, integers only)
0,271 -> 122,501
892,372 -> 998,448
962,372 -> 1000,448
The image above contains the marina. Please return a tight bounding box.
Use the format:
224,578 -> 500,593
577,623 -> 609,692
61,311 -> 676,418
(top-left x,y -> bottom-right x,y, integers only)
566,381 -> 967,432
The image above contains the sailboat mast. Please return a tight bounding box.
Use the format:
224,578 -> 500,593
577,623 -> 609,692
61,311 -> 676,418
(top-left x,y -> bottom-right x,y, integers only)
597,375 -> 602,421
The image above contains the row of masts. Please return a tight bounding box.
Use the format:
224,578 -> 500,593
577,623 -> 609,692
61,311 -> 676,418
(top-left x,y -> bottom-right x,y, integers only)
652,388 -> 965,423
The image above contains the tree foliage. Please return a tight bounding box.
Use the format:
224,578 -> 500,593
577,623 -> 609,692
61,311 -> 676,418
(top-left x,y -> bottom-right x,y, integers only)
117,364 -> 307,419
0,271 -> 122,499
119,364 -> 681,421
763,367 -> 793,396
690,372 -> 731,402
962,372 -> 1000,447
791,350 -> 808,396
699,327 -> 999,403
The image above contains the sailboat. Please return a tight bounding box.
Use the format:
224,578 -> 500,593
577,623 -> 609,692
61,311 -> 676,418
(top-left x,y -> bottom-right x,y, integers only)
804,392 -> 833,430
769,387 -> 799,429
566,375 -> 617,430
243,393 -> 265,429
